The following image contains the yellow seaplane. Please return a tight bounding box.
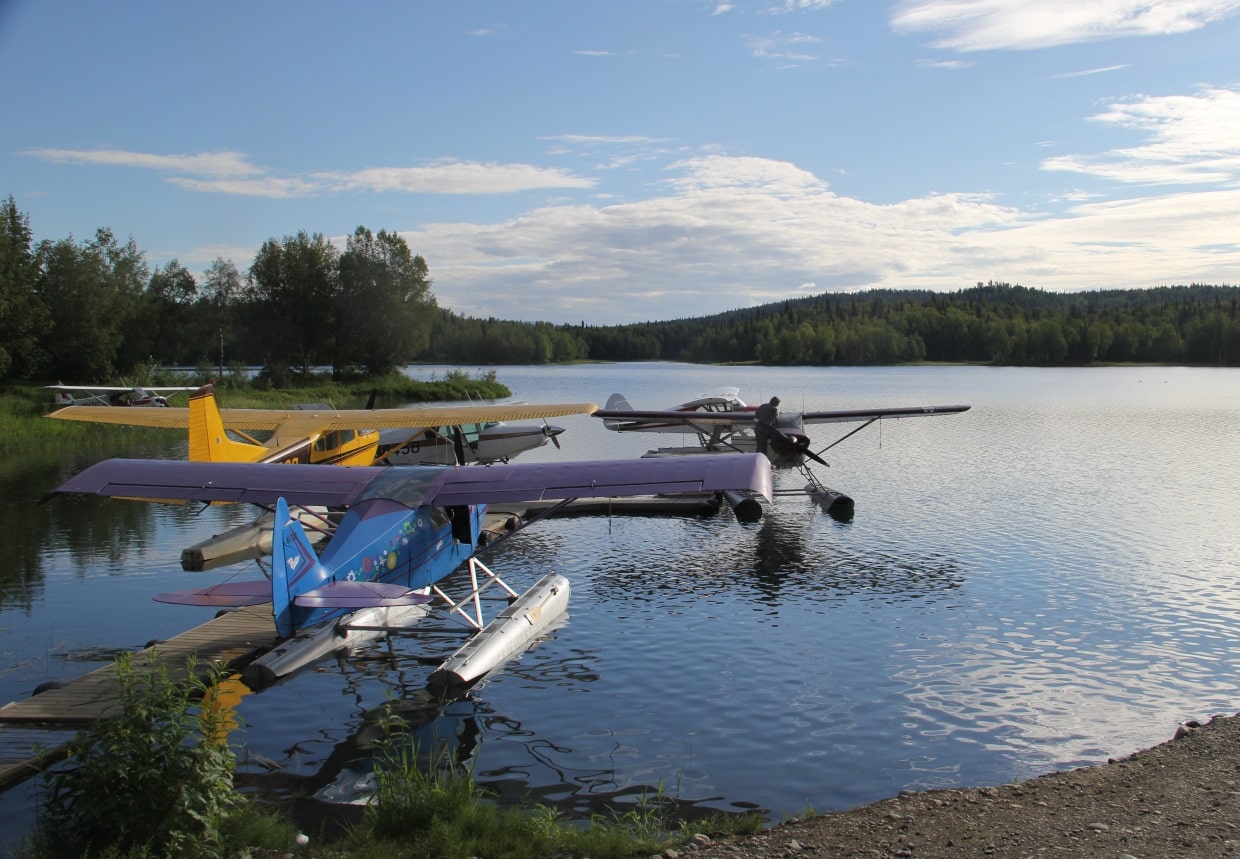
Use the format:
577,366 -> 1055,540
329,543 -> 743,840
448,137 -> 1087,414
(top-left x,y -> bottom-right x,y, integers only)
47,383 -> 591,467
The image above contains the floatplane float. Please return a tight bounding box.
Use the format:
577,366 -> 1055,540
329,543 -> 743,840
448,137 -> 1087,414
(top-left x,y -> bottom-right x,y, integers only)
47,453 -> 772,690
595,388 -> 970,516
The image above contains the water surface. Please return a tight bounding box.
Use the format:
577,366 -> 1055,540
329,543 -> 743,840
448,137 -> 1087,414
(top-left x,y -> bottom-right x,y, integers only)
2,364 -> 1238,846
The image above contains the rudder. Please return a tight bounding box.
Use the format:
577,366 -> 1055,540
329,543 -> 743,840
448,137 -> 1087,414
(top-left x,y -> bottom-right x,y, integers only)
270,497 -> 328,637
188,383 -> 264,462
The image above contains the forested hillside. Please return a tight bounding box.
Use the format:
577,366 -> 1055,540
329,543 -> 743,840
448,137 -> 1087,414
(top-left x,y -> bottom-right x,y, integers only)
425,282 -> 1240,367
3,195 -> 1238,383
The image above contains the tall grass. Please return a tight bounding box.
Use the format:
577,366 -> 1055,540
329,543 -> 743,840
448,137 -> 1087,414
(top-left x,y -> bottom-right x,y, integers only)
19,655 -> 241,859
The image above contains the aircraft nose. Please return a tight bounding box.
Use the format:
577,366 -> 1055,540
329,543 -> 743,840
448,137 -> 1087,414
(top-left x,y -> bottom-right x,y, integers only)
543,424 -> 565,449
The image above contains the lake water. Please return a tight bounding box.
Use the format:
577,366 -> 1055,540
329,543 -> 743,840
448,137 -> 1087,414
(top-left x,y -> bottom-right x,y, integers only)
3,363 -> 1239,847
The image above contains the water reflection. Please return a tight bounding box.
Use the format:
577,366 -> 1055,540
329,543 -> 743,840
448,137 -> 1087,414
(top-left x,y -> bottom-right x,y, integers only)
6,365 -> 1240,854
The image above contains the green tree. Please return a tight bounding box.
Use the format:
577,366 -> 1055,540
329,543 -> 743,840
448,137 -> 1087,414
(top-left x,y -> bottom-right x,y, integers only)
336,226 -> 436,376
35,228 -> 148,381
245,231 -> 339,375
0,196 -> 49,379
132,258 -> 198,367
200,257 -> 243,376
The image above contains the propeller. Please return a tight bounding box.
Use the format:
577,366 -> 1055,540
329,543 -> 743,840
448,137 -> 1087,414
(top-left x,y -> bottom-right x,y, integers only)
759,420 -> 829,467
542,421 -> 564,450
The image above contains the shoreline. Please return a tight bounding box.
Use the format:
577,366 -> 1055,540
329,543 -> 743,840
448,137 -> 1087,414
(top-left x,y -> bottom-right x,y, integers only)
687,711 -> 1240,858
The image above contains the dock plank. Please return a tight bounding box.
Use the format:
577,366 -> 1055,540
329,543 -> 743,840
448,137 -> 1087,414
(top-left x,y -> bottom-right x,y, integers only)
0,603 -> 277,791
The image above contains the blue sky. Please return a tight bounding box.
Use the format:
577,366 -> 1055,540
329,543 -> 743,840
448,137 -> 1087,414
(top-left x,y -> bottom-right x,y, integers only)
3,1 -> 1239,325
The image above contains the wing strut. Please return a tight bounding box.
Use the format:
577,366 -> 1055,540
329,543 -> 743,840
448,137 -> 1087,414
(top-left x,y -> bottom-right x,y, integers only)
813,417 -> 879,458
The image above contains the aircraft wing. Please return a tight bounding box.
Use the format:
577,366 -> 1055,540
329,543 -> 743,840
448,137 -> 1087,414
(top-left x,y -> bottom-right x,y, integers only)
44,385 -> 197,397
46,402 -> 599,432
594,408 -> 757,431
595,404 -> 971,429
799,404 -> 971,423
46,453 -> 773,509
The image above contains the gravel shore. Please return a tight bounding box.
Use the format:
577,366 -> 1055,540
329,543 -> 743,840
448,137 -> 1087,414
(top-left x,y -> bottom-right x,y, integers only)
681,712 -> 1240,859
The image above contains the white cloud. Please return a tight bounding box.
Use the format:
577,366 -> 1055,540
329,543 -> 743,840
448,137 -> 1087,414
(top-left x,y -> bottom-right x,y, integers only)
314,161 -> 595,194
394,153 -> 1240,324
917,58 -> 975,69
23,148 -> 260,177
24,148 -> 594,198
746,30 -> 822,65
891,0 -> 1240,51
166,176 -> 323,199
1042,86 -> 1240,185
1051,64 -> 1129,78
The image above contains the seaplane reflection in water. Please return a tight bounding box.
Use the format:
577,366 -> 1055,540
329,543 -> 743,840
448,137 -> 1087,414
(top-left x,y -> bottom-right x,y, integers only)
45,424 -> 773,691
46,383 -> 197,407
595,388 -> 970,516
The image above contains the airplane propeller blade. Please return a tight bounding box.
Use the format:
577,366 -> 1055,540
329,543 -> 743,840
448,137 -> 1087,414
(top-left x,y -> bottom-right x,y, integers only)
452,426 -> 467,465
543,421 -> 563,449
800,446 -> 830,467
760,420 -> 830,467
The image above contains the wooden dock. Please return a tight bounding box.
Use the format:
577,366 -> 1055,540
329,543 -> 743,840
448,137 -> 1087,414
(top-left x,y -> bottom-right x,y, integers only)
0,603 -> 276,791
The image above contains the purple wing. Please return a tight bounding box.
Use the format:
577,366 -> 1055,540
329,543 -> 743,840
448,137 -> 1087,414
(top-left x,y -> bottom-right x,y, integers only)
421,453 -> 773,505
48,459 -> 386,507
48,454 -> 773,508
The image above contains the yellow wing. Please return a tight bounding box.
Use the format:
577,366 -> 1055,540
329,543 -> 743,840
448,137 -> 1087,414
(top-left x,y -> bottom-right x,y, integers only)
48,402 -> 599,433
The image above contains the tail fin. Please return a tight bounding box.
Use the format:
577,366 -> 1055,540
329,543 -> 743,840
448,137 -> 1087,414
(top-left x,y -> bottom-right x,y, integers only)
270,497 -> 328,637
188,383 -> 265,462
604,393 -> 633,411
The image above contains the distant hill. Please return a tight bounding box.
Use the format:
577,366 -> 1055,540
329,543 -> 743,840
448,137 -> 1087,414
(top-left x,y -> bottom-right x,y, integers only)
423,282 -> 1240,366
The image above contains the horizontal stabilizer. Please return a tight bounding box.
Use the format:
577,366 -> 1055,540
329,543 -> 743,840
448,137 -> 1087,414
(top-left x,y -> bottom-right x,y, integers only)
152,580 -> 271,607
293,580 -> 435,609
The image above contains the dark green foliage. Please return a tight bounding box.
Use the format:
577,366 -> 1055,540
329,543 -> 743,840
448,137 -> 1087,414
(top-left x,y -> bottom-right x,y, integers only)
424,308 -> 590,364
422,281 -> 1240,366
244,231 -> 340,375
31,654 -> 241,859
33,228 -> 147,382
336,227 -> 437,376
0,196 -> 50,380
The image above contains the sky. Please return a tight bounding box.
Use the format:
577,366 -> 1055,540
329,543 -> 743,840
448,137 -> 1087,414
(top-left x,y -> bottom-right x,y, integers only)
2,1 -> 1240,325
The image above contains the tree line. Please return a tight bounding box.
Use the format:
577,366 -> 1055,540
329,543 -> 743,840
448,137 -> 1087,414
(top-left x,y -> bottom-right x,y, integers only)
1,196 -> 436,384
4,195 -> 1239,385
419,283 -> 1240,367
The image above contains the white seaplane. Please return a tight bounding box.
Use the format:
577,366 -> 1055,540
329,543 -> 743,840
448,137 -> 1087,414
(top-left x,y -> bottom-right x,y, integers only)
46,384 -> 197,407
328,392 -> 566,466
595,388 -> 970,515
